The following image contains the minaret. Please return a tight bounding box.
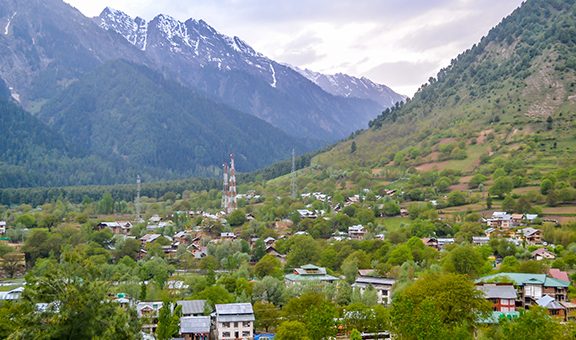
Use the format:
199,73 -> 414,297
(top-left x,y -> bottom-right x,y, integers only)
228,154 -> 237,213
222,163 -> 229,211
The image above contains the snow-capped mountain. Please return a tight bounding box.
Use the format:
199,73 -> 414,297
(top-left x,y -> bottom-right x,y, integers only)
294,67 -> 407,108
97,7 -> 399,141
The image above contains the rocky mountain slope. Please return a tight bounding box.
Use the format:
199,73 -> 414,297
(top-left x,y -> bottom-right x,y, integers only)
293,66 -> 406,108
97,7 -> 400,141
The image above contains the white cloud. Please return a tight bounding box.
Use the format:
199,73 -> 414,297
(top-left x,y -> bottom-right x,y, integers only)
63,0 -> 524,96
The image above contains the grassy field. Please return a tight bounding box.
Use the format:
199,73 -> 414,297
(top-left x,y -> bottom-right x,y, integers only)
377,217 -> 411,232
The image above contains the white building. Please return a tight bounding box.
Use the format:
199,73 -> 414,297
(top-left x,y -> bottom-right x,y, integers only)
214,303 -> 254,340
352,275 -> 396,305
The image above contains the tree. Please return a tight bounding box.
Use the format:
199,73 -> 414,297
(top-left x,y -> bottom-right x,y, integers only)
1,252 -> 23,278
495,306 -> 564,339
276,321 -> 309,340
443,244 -> 486,277
486,195 -> 493,209
286,236 -> 320,268
541,179 -> 554,195
350,329 -> 362,340
193,285 -> 234,306
8,253 -> 140,339
351,141 -> 357,154
156,300 -> 182,340
98,192 -> 114,214
447,191 -> 467,206
255,255 -> 283,279
391,273 -> 491,338
254,301 -> 280,332
227,209 -> 247,226
489,176 -> 514,198
252,276 -> 285,306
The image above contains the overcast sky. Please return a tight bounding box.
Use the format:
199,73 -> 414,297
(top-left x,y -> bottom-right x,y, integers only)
63,0 -> 524,96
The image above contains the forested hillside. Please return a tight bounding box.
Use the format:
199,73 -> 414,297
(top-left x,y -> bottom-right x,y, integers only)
39,60 -> 311,176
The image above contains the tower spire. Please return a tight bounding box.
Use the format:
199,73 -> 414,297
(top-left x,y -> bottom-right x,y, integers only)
222,163 -> 229,211
228,153 -> 237,213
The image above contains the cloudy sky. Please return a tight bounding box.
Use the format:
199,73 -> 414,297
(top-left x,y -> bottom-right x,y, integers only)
63,0 -> 524,96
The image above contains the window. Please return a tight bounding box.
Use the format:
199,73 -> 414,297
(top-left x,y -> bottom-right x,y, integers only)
223,322 -> 230,328
222,332 -> 230,337
234,322 -> 238,328
242,331 -> 250,337
243,322 -> 251,327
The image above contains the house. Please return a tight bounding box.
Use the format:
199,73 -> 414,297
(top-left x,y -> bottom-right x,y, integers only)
0,221 -> 6,235
348,225 -> 366,240
285,264 -> 339,285
519,227 -> 542,245
510,214 -> 524,227
263,237 -> 276,247
140,234 -> 171,246
484,227 -> 496,237
297,209 -> 317,219
0,286 -> 24,301
477,273 -> 570,307
472,236 -> 491,246
548,268 -> 570,283
561,301 -> 576,321
174,231 -> 193,245
487,212 -> 512,228
476,284 -> 517,312
525,214 -> 538,223
400,208 -> 409,217
97,221 -> 133,235
214,303 -> 255,340
180,316 -> 211,340
536,295 -> 566,320
421,238 -> 439,249
437,238 -> 455,249
149,215 -> 162,223
265,246 -> 286,264
352,274 -> 395,305
531,248 -> 556,261
137,301 -> 164,333
177,300 -> 206,317
220,232 -> 236,241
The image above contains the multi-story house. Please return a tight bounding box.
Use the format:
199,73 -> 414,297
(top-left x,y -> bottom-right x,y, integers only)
214,303 -> 255,340
476,284 -> 517,312
352,274 -> 395,305
478,273 -> 569,308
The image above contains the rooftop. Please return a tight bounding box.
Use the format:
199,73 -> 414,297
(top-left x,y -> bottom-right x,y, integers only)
180,316 -> 211,334
477,273 -> 569,288
476,284 -> 517,299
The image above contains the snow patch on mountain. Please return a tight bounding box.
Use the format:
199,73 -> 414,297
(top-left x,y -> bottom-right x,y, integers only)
292,66 -> 406,108
4,12 -> 17,36
98,7 -> 148,50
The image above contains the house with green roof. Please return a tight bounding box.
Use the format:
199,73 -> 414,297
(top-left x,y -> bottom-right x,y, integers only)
477,273 -> 570,308
285,264 -> 339,286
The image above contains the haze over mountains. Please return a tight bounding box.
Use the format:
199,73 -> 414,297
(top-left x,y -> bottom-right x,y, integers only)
0,0 -> 404,188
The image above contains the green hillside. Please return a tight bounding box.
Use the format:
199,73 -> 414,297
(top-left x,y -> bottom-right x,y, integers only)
314,0 -> 576,183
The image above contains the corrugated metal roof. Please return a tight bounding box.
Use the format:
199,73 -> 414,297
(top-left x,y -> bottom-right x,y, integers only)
180,316 -> 211,334
177,300 -> 206,315
477,285 -> 517,299
354,276 -> 395,286
217,314 -> 255,322
216,303 -> 254,315
477,273 -> 569,288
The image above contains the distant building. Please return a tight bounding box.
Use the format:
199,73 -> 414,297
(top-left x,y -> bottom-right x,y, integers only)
97,221 -> 132,235
353,273 -> 395,305
285,264 -> 339,285
518,227 -> 542,245
214,303 -> 255,340
177,300 -> 206,317
476,284 -> 517,312
180,316 -> 211,340
478,273 -> 569,308
348,225 -> 366,240
531,248 -> 556,261
0,221 -> 6,235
